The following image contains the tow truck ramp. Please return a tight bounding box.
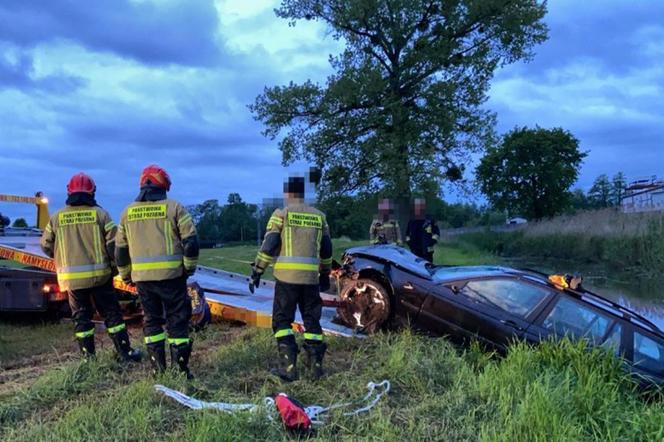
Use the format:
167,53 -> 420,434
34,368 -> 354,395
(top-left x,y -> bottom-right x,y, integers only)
0,237 -> 355,337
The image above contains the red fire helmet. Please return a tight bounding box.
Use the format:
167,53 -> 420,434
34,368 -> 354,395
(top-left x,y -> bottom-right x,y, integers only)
139,164 -> 171,191
66,173 -> 96,195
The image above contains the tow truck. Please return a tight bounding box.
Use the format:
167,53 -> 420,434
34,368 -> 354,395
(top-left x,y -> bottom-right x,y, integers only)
0,192 -> 354,335
0,192 -> 67,313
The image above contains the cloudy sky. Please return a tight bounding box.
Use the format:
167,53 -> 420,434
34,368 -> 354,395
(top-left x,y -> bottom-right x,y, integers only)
1,0 -> 663,222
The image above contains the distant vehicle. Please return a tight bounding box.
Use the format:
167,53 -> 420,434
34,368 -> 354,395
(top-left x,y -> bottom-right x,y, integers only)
506,217 -> 527,225
334,245 -> 664,388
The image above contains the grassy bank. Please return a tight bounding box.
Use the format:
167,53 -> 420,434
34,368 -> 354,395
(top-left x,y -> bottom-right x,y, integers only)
1,326 -> 662,441
2,241 -> 662,440
459,209 -> 664,275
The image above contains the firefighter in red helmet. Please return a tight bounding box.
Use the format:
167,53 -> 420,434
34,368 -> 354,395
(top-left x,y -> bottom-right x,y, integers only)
40,173 -> 141,362
115,165 -> 199,378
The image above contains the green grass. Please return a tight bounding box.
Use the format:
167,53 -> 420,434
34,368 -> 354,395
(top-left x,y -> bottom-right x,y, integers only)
198,238 -> 368,279
1,327 -> 662,441
0,319 -> 72,367
434,239 -> 500,266
2,242 -> 662,441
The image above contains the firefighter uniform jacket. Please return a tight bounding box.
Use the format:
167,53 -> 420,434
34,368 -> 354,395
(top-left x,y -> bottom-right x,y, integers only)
369,219 -> 402,245
254,203 -> 333,285
40,206 -> 116,291
406,217 -> 440,257
115,199 -> 198,282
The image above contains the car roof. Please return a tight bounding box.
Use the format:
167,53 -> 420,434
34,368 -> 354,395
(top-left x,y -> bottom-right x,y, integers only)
345,245 -> 539,281
345,245 -> 433,278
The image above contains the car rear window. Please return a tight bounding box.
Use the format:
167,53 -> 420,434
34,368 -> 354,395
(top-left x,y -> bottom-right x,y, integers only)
460,278 -> 551,317
543,297 -> 612,343
633,332 -> 664,375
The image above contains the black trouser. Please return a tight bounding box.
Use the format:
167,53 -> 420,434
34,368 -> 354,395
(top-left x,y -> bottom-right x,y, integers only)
68,279 -> 124,335
272,280 -> 322,343
136,276 -> 191,342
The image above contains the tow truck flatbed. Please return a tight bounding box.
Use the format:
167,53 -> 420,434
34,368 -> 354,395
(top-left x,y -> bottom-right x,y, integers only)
0,236 -> 355,336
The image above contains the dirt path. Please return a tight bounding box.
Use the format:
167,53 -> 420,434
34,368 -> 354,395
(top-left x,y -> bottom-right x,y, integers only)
0,322 -> 247,397
0,350 -> 77,396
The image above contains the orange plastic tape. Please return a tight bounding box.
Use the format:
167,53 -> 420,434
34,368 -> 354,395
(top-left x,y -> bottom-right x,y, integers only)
0,245 -> 56,272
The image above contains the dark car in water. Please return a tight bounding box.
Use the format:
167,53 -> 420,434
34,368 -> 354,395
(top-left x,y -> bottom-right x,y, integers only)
334,245 -> 664,387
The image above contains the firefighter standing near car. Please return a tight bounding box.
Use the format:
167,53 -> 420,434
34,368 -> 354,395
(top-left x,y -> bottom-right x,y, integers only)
369,198 -> 402,245
250,177 -> 333,382
115,165 -> 199,378
40,173 -> 141,362
405,198 -> 440,262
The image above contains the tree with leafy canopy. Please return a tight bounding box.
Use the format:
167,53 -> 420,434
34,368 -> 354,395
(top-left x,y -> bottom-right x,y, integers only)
188,199 -> 224,245
318,194 -> 376,239
588,174 -> 613,208
12,218 -> 28,228
251,0 -> 548,198
568,188 -> 591,212
611,172 -> 627,206
0,213 -> 10,230
189,195 -> 259,244
476,127 -> 586,220
219,193 -> 258,243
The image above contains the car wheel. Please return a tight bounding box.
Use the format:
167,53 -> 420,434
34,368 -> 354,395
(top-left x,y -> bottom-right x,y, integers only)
338,278 -> 391,334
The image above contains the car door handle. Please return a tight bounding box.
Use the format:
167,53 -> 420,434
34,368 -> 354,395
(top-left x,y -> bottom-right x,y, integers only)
500,319 -> 524,331
403,282 -> 414,290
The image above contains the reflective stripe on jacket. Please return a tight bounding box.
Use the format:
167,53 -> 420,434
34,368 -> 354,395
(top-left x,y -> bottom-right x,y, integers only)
40,206 -> 115,291
115,199 -> 197,282
255,203 -> 331,285
369,219 -> 402,245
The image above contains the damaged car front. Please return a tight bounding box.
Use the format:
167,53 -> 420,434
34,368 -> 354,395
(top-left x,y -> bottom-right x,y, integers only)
332,245 -> 434,333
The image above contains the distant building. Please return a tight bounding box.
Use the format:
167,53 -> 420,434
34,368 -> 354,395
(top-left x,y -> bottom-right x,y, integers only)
621,176 -> 664,213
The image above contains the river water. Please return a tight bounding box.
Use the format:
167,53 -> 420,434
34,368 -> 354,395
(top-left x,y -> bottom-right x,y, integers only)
501,258 -> 664,330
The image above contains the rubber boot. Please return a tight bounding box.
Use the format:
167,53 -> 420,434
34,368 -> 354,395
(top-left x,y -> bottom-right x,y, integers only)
77,335 -> 96,360
271,341 -> 299,382
110,329 -> 142,363
303,341 -> 327,380
170,341 -> 194,380
147,342 -> 167,376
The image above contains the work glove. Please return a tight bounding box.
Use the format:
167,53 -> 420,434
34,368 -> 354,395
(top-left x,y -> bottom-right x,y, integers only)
249,265 -> 262,294
319,272 -> 331,293
121,275 -> 133,285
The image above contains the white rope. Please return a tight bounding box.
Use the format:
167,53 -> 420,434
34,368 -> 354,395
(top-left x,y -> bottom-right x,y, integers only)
305,380 -> 391,424
154,385 -> 257,412
154,380 -> 390,426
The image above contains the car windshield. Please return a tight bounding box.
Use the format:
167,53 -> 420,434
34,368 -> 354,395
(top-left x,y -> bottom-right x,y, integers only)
459,278 -> 552,317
